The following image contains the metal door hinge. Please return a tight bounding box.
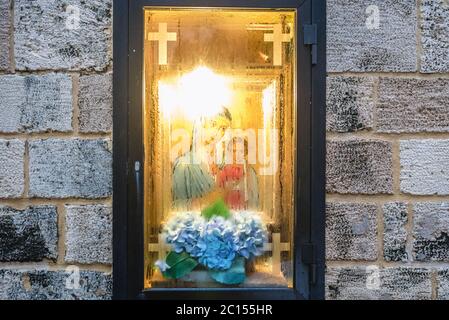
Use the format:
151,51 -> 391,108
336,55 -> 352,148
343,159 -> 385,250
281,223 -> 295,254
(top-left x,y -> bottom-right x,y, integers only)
303,24 -> 318,65
301,243 -> 317,284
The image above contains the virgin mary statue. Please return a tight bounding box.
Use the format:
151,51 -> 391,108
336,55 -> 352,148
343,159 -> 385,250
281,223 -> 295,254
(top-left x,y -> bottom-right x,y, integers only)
172,107 -> 232,209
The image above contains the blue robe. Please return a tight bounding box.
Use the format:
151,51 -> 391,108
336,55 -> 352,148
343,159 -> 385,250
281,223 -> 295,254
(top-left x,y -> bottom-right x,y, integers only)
172,151 -> 215,208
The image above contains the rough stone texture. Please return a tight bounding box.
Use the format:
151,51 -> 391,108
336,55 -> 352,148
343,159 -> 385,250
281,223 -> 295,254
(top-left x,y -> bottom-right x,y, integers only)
0,206 -> 57,262
437,269 -> 449,300
326,267 -> 432,300
377,78 -> 449,133
65,205 -> 112,264
29,139 -> 112,198
0,139 -> 24,198
327,76 -> 375,132
326,202 -> 377,261
14,0 -> 112,71
79,73 -> 112,133
0,269 -> 111,300
0,0 -> 10,70
413,202 -> 449,261
326,139 -> 393,194
0,74 -> 72,133
383,202 -> 408,262
327,0 -> 416,72
421,0 -> 449,73
400,140 -> 449,195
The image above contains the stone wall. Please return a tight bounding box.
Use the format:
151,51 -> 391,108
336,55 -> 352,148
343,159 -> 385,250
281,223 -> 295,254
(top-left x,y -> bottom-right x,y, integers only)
0,0 -> 448,300
0,0 -> 112,299
326,0 -> 449,300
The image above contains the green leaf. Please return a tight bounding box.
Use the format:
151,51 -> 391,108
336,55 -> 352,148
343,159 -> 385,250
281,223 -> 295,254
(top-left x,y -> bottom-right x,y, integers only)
201,198 -> 230,220
209,257 -> 246,285
163,252 -> 198,279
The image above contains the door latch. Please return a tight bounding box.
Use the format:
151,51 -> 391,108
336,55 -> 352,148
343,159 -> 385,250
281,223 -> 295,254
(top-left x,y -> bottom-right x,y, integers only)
134,161 -> 141,204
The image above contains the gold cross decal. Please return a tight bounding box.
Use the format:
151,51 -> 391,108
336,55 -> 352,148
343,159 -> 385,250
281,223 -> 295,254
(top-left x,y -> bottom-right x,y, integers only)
264,24 -> 293,66
147,22 -> 177,65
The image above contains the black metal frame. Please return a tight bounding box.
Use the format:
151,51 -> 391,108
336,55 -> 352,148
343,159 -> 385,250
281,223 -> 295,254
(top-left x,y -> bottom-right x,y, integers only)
113,0 -> 326,300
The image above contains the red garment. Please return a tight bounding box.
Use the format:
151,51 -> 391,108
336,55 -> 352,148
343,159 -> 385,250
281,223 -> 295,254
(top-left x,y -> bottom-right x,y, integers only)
217,164 -> 244,187
217,164 -> 246,209
225,190 -> 245,210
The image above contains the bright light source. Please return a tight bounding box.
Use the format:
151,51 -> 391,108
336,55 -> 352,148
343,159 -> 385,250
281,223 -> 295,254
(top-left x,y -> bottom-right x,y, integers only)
158,66 -> 232,120
262,81 -> 276,122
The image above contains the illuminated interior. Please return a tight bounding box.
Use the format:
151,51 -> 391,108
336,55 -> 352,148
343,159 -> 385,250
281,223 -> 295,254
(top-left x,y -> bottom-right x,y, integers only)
144,8 -> 296,288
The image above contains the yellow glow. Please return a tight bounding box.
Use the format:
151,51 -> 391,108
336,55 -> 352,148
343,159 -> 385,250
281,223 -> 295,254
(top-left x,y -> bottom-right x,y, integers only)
158,67 -> 232,120
262,81 -> 276,122
158,82 -> 177,117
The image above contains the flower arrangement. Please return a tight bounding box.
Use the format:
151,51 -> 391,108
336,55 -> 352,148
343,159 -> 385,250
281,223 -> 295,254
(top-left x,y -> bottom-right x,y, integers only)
155,200 -> 267,285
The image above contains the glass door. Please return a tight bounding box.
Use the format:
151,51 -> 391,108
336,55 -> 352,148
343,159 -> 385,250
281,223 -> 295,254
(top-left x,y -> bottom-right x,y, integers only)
143,8 -> 297,289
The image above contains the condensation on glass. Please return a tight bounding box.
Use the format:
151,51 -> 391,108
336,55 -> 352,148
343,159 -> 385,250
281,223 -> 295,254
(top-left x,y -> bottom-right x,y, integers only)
143,8 -> 296,289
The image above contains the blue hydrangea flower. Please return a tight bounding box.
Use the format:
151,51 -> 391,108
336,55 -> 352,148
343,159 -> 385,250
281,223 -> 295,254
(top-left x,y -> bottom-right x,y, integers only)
162,212 -> 205,255
196,216 -> 238,270
233,211 -> 267,259
162,211 -> 267,272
